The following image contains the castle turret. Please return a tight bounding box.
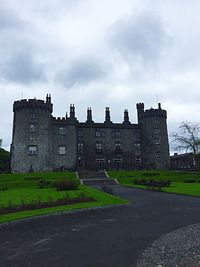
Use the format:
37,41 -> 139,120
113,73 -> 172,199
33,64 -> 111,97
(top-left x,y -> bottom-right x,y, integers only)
11,95 -> 53,172
136,102 -> 170,169
136,102 -> 144,123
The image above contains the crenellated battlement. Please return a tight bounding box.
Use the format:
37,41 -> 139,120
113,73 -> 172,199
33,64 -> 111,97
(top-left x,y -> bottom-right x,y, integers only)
137,102 -> 167,120
13,98 -> 53,113
52,117 -> 66,121
140,108 -> 167,119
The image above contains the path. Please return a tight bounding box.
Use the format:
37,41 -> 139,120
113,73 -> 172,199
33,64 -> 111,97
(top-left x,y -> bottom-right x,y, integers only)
1,186 -> 200,267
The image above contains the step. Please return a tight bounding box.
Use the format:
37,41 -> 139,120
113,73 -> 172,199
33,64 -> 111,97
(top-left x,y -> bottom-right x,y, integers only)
78,171 -> 108,180
77,170 -> 118,186
82,179 -> 118,186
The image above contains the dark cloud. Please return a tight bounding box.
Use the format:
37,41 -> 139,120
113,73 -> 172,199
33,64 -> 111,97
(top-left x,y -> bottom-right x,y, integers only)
110,12 -> 169,64
0,7 -> 24,31
0,0 -> 200,153
0,48 -> 46,84
56,57 -> 106,87
0,6 -> 46,84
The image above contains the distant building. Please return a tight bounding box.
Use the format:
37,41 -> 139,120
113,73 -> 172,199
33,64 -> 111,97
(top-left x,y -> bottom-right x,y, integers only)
170,153 -> 196,170
11,95 -> 170,172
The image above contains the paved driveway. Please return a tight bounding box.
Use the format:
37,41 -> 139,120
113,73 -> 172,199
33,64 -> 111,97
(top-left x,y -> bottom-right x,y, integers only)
1,186 -> 200,267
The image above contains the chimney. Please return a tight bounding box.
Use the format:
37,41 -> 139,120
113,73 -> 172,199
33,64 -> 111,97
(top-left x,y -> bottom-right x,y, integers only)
70,104 -> 75,118
46,94 -> 51,103
123,109 -> 130,124
105,107 -> 111,123
46,94 -> 49,103
158,103 -> 161,109
86,107 -> 93,122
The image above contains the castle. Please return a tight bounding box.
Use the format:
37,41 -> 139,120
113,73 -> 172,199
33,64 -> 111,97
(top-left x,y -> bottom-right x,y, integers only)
11,95 -> 170,172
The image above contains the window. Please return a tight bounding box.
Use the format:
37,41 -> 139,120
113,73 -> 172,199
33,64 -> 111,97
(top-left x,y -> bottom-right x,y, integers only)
78,130 -> 83,137
96,130 -> 101,137
155,151 -> 160,158
78,142 -> 83,152
112,130 -> 121,138
28,145 -> 37,155
29,124 -> 37,132
116,131 -> 121,138
154,119 -> 159,124
154,138 -> 160,145
59,127 -> 66,134
115,141 -> 121,149
135,155 -> 141,165
113,156 -> 123,165
31,113 -> 37,119
153,128 -> 160,135
95,129 -> 105,137
96,141 -> 103,153
96,156 -> 105,165
134,143 -> 141,150
96,141 -> 103,150
58,146 -> 66,155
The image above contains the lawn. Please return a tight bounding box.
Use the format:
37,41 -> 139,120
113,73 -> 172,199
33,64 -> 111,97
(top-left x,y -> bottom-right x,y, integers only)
0,172 -> 128,224
109,170 -> 200,197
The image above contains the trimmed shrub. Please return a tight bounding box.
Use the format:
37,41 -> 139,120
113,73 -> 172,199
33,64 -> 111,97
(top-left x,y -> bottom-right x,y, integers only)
142,172 -> 160,177
146,179 -> 171,191
133,178 -> 171,187
184,179 -> 196,183
37,179 -> 51,189
77,192 -> 90,201
53,179 -> 80,191
0,193 -> 94,215
25,176 -> 42,181
0,185 -> 8,191
133,178 -> 147,185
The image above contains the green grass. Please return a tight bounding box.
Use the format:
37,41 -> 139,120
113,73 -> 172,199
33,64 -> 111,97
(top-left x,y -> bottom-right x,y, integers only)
109,170 -> 200,197
0,172 -> 128,224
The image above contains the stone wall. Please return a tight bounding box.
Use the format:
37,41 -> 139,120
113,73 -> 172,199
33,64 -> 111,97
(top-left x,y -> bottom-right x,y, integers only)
52,122 -> 77,170
11,97 -> 170,172
78,123 -> 142,170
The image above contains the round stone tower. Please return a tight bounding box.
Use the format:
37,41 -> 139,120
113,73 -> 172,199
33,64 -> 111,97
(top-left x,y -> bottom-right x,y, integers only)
11,95 -> 53,172
136,102 -> 170,169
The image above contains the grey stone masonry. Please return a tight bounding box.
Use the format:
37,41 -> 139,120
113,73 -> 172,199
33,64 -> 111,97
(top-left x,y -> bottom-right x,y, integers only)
11,95 -> 170,172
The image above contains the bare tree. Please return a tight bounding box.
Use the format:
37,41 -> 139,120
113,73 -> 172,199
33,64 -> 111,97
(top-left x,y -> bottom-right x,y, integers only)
0,139 -> 2,147
172,121 -> 200,168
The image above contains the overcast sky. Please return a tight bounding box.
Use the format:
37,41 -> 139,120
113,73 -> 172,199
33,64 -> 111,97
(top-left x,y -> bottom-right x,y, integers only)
0,0 -> 200,152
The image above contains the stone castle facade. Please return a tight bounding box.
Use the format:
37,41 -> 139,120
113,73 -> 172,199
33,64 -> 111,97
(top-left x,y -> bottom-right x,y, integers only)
11,95 -> 170,172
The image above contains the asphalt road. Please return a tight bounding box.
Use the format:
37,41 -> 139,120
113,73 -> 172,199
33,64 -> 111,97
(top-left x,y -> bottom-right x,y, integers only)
1,186 -> 200,267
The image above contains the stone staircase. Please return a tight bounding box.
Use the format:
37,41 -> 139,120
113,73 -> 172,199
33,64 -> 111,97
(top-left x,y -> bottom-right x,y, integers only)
77,170 -> 118,186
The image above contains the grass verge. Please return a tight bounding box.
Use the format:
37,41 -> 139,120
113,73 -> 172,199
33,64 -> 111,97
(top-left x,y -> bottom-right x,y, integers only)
0,171 -> 128,224
109,170 -> 200,197
0,186 -> 128,224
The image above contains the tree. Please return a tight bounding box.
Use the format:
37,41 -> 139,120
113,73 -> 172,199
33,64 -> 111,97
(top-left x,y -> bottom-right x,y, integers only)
172,121 -> 200,169
0,139 -> 10,173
